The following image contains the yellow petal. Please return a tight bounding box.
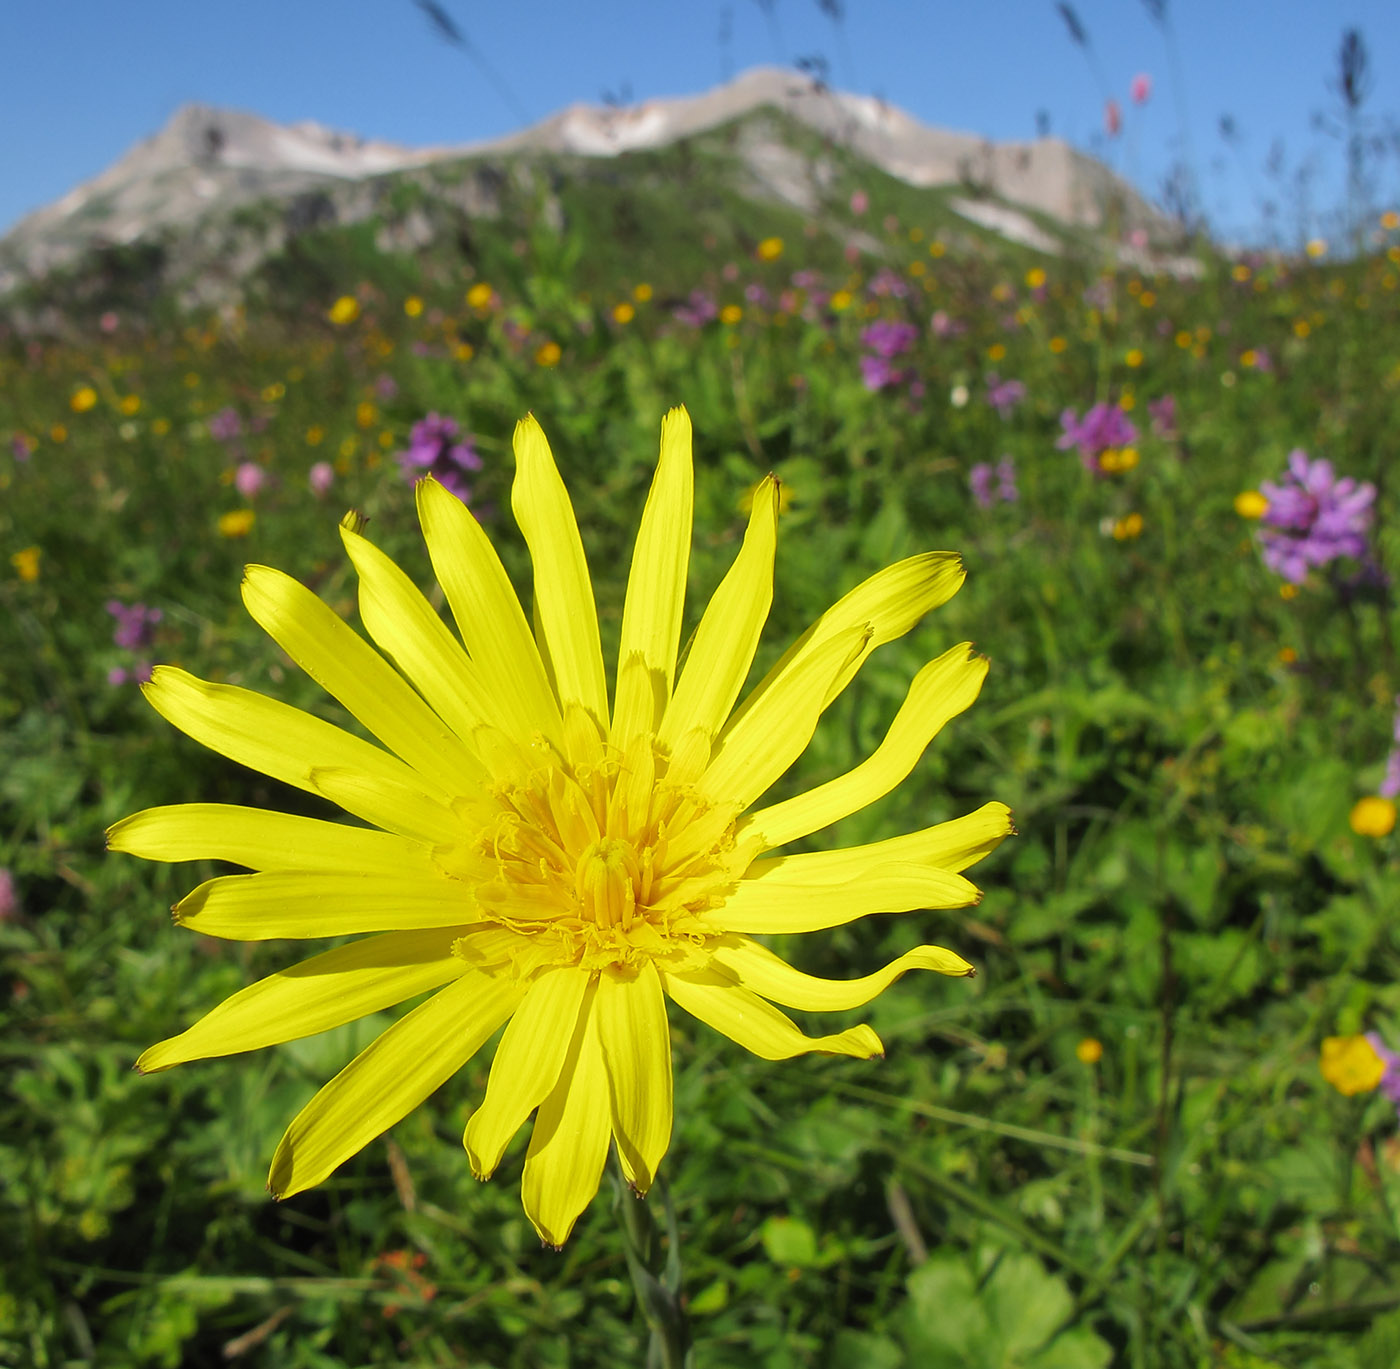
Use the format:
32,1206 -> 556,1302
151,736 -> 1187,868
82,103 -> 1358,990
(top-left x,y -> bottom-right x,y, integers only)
463,966 -> 592,1178
595,961 -> 672,1193
709,936 -> 974,1012
106,803 -> 437,876
174,870 -> 478,940
241,564 -> 485,793
510,415 -> 608,730
137,929 -> 466,1072
269,970 -> 522,1197
742,643 -> 988,850
417,476 -> 564,746
339,520 -> 506,746
700,623 -> 872,808
612,407 -> 693,745
141,667 -> 449,824
733,552 -> 964,729
659,473 -> 778,749
306,765 -> 464,847
520,996 -> 611,1247
663,968 -> 883,1060
704,861 -> 980,934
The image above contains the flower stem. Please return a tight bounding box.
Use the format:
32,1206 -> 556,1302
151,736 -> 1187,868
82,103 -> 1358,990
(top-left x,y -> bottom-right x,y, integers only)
609,1151 -> 691,1369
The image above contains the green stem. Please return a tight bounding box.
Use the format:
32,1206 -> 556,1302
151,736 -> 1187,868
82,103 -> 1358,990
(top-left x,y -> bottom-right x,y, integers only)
609,1151 -> 691,1369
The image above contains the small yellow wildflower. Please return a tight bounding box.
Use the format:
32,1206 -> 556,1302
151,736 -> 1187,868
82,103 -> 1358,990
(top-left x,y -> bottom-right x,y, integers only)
356,402 -> 377,430
1025,267 -> 1047,289
1293,319 -> 1311,339
1139,290 -> 1156,308
306,425 -> 325,447
184,372 -> 201,388
1381,210 -> 1400,231
1075,1038 -> 1103,1065
1351,797 -> 1397,838
612,302 -> 635,325
534,341 -> 562,368
217,510 -> 256,539
1320,1035 -> 1384,1094
1125,348 -> 1144,368
152,418 -> 171,437
756,237 -> 784,262
987,343 -> 1006,362
262,382 -> 286,403
1099,447 -> 1140,474
909,260 -> 926,278
632,283 -> 653,303
1048,336 -> 1067,354
119,395 -> 142,416
1234,491 -> 1268,519
1119,391 -> 1136,411
1277,646 -> 1298,665
70,386 -> 98,414
719,305 -> 743,325
1306,238 -> 1327,259
454,342 -> 475,363
466,283 -> 494,311
908,226 -> 925,243
829,290 -> 853,312
1279,583 -> 1299,600
339,436 -> 358,459
49,424 -> 67,444
1112,513 -> 1143,541
10,546 -> 40,582
929,241 -> 946,258
328,296 -> 361,326
1240,349 -> 1258,369
378,430 -> 394,450
1232,264 -> 1252,282
404,296 -> 424,318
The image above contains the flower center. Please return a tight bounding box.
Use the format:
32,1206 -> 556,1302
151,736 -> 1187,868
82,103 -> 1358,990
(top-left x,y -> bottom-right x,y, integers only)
445,721 -> 758,976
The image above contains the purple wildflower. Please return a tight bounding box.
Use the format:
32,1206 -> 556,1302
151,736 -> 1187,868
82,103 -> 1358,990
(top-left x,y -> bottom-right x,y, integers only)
1057,403 -> 1138,474
744,283 -> 771,307
790,270 -> 820,290
396,413 -> 483,501
930,310 -> 964,338
1380,698 -> 1400,800
859,320 -> 919,393
374,373 -> 400,401
1148,394 -> 1178,440
308,461 -> 335,496
234,462 -> 267,499
11,433 -> 33,462
986,374 -> 1026,419
106,600 -> 162,651
1257,449 -> 1375,584
207,407 -> 242,443
673,290 -> 718,328
970,456 -> 1018,509
1365,1033 -> 1400,1109
868,268 -> 911,299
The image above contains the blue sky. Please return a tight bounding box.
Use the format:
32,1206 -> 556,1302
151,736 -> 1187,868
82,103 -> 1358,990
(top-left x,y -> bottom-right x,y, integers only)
2,0 -> 1396,242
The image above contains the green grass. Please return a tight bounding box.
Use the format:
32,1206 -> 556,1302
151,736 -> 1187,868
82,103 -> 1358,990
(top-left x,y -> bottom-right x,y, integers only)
4,179 -> 1400,1369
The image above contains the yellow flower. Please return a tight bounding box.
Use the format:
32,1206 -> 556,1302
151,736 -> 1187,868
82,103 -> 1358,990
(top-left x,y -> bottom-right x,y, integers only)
119,395 -> 142,416
70,386 -> 98,413
112,408 -> 1008,1247
1350,797 -> 1397,838
153,418 -> 171,436
454,342 -> 475,363
306,425 -> 325,447
1112,512 -> 1143,541
1306,238 -> 1328,260
49,424 -> 67,443
612,302 -> 635,325
466,282 -> 494,311
356,401 -> 377,430
1099,447 -> 1139,473
1233,491 -> 1269,519
1138,290 -> 1156,308
534,341 -> 562,368
829,290 -> 853,312
1279,582 -> 1299,600
262,382 -> 286,403
1382,210 -> 1399,231
10,546 -> 40,582
217,509 -> 256,539
1125,348 -> 1144,368
986,343 -> 1006,362
719,305 -> 743,325
1293,319 -> 1311,339
1048,336 -> 1067,354
1277,646 -> 1297,665
1232,263 -> 1252,282
1075,1038 -> 1103,1065
1025,267 -> 1047,289
632,283 -> 653,303
328,296 -> 361,326
928,241 -> 946,258
1320,1035 -> 1385,1094
756,237 -> 784,262
404,296 -> 424,318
